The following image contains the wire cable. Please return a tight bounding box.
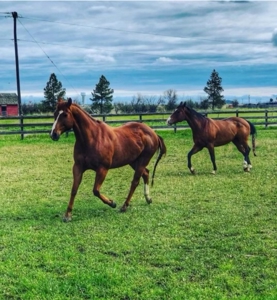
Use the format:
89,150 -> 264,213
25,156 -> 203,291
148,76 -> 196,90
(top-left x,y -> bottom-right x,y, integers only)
18,18 -> 79,95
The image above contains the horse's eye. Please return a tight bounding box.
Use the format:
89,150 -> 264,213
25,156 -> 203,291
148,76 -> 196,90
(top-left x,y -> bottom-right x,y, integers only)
63,113 -> 67,117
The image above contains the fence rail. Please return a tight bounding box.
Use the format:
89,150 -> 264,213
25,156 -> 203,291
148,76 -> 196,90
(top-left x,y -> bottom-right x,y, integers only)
1,109 -> 277,138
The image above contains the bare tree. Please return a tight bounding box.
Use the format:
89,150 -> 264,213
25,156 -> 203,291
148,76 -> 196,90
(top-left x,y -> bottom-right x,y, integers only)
162,89 -> 178,111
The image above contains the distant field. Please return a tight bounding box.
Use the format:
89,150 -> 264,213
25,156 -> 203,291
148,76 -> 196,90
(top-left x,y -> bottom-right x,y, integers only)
0,127 -> 276,299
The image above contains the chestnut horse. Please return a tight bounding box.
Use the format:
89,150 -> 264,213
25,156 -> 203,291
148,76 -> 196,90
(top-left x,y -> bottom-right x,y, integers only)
50,98 -> 166,221
167,102 -> 256,174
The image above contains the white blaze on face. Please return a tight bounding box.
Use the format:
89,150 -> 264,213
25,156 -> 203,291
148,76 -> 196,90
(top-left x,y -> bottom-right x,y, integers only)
51,110 -> 63,136
167,109 -> 177,125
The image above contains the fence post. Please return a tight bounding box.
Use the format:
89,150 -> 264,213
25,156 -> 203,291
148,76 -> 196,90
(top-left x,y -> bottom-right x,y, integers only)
265,110 -> 268,128
20,115 -> 24,139
236,109 -> 239,117
139,114 -> 142,123
174,124 -> 177,133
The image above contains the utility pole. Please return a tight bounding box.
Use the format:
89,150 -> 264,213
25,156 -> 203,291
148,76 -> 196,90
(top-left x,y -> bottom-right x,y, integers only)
12,11 -> 23,139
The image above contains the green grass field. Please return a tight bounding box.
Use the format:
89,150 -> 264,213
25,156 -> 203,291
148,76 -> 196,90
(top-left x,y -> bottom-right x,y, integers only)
0,128 -> 276,299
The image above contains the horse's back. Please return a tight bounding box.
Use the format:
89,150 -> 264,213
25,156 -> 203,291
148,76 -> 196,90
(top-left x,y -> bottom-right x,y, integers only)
117,122 -> 159,142
226,117 -> 250,126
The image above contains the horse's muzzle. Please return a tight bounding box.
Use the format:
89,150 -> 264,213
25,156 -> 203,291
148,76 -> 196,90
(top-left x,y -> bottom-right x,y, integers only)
50,132 -> 60,141
166,118 -> 173,125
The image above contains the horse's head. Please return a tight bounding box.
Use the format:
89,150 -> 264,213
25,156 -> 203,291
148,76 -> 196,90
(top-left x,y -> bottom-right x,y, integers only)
50,98 -> 74,141
166,102 -> 188,125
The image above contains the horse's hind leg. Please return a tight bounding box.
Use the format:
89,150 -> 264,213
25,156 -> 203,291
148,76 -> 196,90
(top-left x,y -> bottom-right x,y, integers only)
142,168 -> 152,204
120,164 -> 146,212
233,140 -> 251,171
243,145 -> 252,171
93,167 -> 117,208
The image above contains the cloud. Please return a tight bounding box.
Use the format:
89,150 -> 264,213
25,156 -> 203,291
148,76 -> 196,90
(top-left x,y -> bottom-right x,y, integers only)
0,1 -> 277,102
272,28 -> 277,47
153,57 -> 180,65
84,50 -> 116,64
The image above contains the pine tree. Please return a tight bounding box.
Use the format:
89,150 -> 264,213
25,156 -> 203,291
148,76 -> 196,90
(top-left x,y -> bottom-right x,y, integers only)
43,73 -> 66,111
204,69 -> 225,109
90,75 -> 114,114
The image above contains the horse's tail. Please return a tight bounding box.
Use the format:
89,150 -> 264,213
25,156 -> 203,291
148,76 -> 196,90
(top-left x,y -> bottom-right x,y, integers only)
151,135 -> 167,187
247,120 -> 257,156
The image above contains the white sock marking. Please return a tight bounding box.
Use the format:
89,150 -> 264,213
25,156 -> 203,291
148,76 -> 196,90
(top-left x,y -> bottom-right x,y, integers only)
144,183 -> 150,199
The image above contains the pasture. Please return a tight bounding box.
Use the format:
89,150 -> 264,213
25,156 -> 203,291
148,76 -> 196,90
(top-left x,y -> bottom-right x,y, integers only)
0,129 -> 276,299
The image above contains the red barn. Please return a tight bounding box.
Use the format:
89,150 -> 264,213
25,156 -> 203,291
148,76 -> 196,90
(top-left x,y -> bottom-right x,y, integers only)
0,93 -> 19,116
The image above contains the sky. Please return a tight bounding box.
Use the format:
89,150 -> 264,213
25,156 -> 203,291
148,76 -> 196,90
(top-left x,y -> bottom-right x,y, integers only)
1,0 -> 277,105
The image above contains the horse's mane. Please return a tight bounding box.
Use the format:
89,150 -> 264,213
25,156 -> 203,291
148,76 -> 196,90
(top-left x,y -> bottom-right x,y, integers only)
187,106 -> 206,120
71,103 -> 102,124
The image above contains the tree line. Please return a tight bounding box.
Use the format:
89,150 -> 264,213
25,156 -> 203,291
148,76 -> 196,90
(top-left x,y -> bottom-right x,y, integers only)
22,70 -> 229,115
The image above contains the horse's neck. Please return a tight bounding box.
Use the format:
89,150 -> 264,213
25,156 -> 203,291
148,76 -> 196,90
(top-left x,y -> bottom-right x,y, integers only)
71,106 -> 99,143
186,113 -> 206,133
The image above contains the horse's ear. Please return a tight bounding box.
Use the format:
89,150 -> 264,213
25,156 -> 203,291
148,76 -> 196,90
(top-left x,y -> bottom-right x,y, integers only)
67,98 -> 72,107
183,102 -> 186,107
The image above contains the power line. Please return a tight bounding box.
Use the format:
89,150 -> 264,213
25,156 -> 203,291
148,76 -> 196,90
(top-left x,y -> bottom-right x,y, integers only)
21,15 -> 269,45
17,39 -> 165,58
21,16 -> 185,40
18,17 -> 79,95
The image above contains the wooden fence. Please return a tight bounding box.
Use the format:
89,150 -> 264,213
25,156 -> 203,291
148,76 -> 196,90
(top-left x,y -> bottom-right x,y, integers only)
0,109 -> 277,139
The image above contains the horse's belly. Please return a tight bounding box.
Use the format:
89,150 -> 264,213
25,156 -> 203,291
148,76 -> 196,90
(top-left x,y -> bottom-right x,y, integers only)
214,140 -> 231,147
111,151 -> 141,168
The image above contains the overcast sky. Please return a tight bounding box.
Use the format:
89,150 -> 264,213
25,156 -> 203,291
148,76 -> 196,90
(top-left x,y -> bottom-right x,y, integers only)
1,1 -> 277,104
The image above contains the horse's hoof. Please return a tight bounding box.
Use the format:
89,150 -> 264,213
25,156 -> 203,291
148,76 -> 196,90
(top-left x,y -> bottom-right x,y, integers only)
146,198 -> 152,204
109,201 -> 117,208
120,205 -> 127,213
63,214 -> 72,222
190,168 -> 196,175
244,168 -> 250,172
211,170 -> 216,175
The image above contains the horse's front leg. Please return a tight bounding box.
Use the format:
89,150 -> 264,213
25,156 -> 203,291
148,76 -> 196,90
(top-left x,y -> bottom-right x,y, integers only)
207,145 -> 217,175
187,144 -> 203,174
93,167 -> 117,208
64,163 -> 83,222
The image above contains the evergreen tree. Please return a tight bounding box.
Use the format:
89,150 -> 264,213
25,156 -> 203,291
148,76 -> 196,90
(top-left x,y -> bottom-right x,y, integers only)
199,99 -> 210,110
204,69 -> 225,109
90,75 -> 114,114
42,73 -> 66,112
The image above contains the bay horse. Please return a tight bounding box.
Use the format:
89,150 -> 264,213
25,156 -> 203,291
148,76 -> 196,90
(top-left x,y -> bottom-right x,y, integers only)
50,98 -> 166,221
167,102 -> 256,174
